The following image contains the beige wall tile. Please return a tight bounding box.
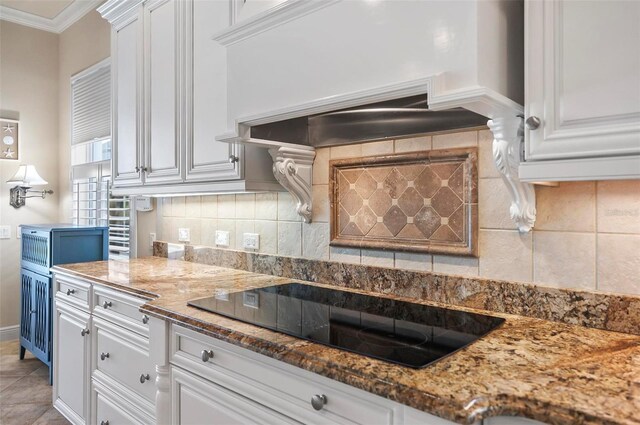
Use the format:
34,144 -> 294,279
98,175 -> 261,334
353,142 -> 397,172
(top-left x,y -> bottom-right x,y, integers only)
255,193 -> 277,220
313,148 -> 330,185
597,234 -> 640,295
361,249 -> 394,268
478,129 -> 500,178
394,135 -> 431,153
479,230 -> 532,282
217,195 -> 236,219
185,196 -> 201,218
172,197 -> 186,217
302,223 -> 330,260
331,144 -> 362,159
278,221 -> 302,257
329,246 -> 361,264
432,130 -> 478,149
479,178 -> 517,230
201,219 -> 217,247
597,180 -> 640,234
161,217 -> 174,243
433,255 -> 479,276
161,197 -> 172,217
535,182 -> 596,232
216,219 -> 236,249
255,220 -> 277,254
235,220 -> 255,251
277,192 -> 301,221
236,194 -> 255,220
312,185 -> 329,223
362,140 -> 394,156
534,231 -> 596,290
201,196 -> 217,219
394,252 -> 432,272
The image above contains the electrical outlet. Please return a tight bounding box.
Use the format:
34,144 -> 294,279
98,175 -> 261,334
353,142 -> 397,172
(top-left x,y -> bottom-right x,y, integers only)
178,228 -> 190,242
243,233 -> 260,250
0,225 -> 10,240
215,230 -> 230,247
149,232 -> 157,248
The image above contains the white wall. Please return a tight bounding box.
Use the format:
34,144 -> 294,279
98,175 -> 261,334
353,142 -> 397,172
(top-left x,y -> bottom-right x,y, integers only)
0,21 -> 60,329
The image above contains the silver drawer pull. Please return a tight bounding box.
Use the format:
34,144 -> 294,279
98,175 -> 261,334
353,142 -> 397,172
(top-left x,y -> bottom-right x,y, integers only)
100,421 -> 109,425
100,352 -> 110,361
102,301 -> 112,309
66,289 -> 75,295
201,349 -> 214,362
142,314 -> 149,324
311,394 -> 327,411
81,328 -> 90,337
140,373 -> 150,384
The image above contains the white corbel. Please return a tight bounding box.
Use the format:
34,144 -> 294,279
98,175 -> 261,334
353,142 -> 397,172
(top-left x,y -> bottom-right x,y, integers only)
269,146 -> 316,223
488,116 -> 536,232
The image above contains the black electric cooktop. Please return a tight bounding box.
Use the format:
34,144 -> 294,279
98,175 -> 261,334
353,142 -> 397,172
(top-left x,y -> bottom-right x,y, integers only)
188,283 -> 505,368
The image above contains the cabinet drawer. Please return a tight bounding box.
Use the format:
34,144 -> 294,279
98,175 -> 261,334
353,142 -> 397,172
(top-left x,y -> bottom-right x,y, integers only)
93,285 -> 149,336
94,317 -> 156,403
93,374 -> 154,425
96,392 -> 143,425
170,325 -> 397,425
55,274 -> 91,311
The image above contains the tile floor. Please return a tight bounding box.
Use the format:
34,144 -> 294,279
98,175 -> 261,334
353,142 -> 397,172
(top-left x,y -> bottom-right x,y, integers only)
0,340 -> 69,425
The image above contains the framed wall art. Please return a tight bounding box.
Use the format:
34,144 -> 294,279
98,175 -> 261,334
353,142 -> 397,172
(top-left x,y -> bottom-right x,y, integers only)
1,118 -> 19,161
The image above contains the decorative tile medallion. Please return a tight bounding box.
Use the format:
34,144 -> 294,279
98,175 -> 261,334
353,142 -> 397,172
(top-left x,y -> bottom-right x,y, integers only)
329,148 -> 478,256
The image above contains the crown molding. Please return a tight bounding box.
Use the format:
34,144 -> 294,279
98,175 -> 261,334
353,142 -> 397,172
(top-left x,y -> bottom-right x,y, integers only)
0,0 -> 103,34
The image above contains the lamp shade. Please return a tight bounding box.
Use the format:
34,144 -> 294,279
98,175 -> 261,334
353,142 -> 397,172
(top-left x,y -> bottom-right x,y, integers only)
6,164 -> 48,186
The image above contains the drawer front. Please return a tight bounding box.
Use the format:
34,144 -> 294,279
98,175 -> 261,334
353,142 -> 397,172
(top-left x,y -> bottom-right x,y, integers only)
171,325 -> 396,425
21,229 -> 51,275
94,317 -> 156,403
96,392 -> 143,425
55,274 -> 91,311
93,285 -> 149,336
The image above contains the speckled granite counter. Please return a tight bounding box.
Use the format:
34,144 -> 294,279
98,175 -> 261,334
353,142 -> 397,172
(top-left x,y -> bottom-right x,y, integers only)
52,257 -> 640,425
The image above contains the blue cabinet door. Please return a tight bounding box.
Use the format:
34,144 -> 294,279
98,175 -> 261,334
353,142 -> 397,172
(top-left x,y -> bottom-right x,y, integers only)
19,268 -> 51,366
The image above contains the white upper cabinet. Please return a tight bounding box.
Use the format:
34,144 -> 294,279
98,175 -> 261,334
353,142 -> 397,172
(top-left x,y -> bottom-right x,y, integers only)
520,0 -> 640,181
144,0 -> 182,185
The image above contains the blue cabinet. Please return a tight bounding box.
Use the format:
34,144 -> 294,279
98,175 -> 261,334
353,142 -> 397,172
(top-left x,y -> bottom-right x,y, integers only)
19,224 -> 108,384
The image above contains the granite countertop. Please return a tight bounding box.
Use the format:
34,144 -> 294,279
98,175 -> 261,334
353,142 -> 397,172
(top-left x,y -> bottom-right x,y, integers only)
52,257 -> 640,425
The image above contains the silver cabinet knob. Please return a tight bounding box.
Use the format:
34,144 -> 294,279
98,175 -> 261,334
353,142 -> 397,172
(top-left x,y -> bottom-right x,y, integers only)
311,394 -> 327,411
525,116 -> 541,130
81,328 -> 90,337
201,349 -> 214,362
100,421 -> 109,425
228,155 -> 239,164
141,166 -> 148,172
66,289 -> 75,295
103,301 -> 112,309
142,314 -> 149,324
135,166 -> 140,172
140,373 -> 150,384
100,352 -> 110,361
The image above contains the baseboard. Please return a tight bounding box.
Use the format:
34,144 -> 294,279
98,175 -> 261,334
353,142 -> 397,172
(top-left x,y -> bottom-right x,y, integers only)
0,325 -> 19,341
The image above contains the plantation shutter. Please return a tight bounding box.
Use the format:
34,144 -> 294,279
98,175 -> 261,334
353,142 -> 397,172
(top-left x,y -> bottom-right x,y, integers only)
71,63 -> 111,145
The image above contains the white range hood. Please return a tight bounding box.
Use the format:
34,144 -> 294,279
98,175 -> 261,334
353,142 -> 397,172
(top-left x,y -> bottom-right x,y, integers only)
216,0 -> 535,231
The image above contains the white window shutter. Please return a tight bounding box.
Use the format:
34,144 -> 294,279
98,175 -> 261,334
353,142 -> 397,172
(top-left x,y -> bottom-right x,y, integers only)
71,62 -> 111,145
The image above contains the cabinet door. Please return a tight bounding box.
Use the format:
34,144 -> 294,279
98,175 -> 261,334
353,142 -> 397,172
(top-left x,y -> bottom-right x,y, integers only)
19,270 -> 34,353
143,0 -> 183,185
525,0 -> 640,162
172,367 -> 299,425
53,301 -> 91,424
112,8 -> 144,187
185,0 -> 242,182
20,269 -> 51,365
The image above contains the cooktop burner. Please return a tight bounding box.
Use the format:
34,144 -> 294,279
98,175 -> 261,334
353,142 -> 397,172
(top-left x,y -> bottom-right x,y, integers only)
188,283 -> 504,368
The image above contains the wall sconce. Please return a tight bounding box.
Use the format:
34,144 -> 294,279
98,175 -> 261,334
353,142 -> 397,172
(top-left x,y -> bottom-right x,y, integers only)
6,164 -> 54,208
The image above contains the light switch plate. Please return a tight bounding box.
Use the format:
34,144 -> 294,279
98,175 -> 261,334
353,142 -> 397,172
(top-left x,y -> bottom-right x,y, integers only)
215,230 -> 230,247
149,232 -> 157,248
0,225 -> 10,239
16,225 -> 21,239
243,233 -> 260,250
178,228 -> 190,242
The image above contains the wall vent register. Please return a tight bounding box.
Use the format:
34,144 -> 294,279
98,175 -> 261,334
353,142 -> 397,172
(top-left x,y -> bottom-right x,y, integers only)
189,283 -> 504,368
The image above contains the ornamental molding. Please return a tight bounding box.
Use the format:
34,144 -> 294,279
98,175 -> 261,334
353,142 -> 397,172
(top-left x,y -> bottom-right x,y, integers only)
488,116 -> 537,232
269,146 -> 316,223
0,0 -> 103,33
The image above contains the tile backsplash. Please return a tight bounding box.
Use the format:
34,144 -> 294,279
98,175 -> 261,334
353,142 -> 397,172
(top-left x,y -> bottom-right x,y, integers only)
157,128 -> 640,296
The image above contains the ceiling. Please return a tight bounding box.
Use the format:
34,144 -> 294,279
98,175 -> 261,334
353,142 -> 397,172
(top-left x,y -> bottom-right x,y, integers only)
0,0 -> 74,19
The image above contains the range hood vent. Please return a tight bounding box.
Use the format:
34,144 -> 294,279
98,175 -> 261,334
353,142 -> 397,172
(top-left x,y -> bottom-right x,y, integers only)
250,94 -> 489,148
